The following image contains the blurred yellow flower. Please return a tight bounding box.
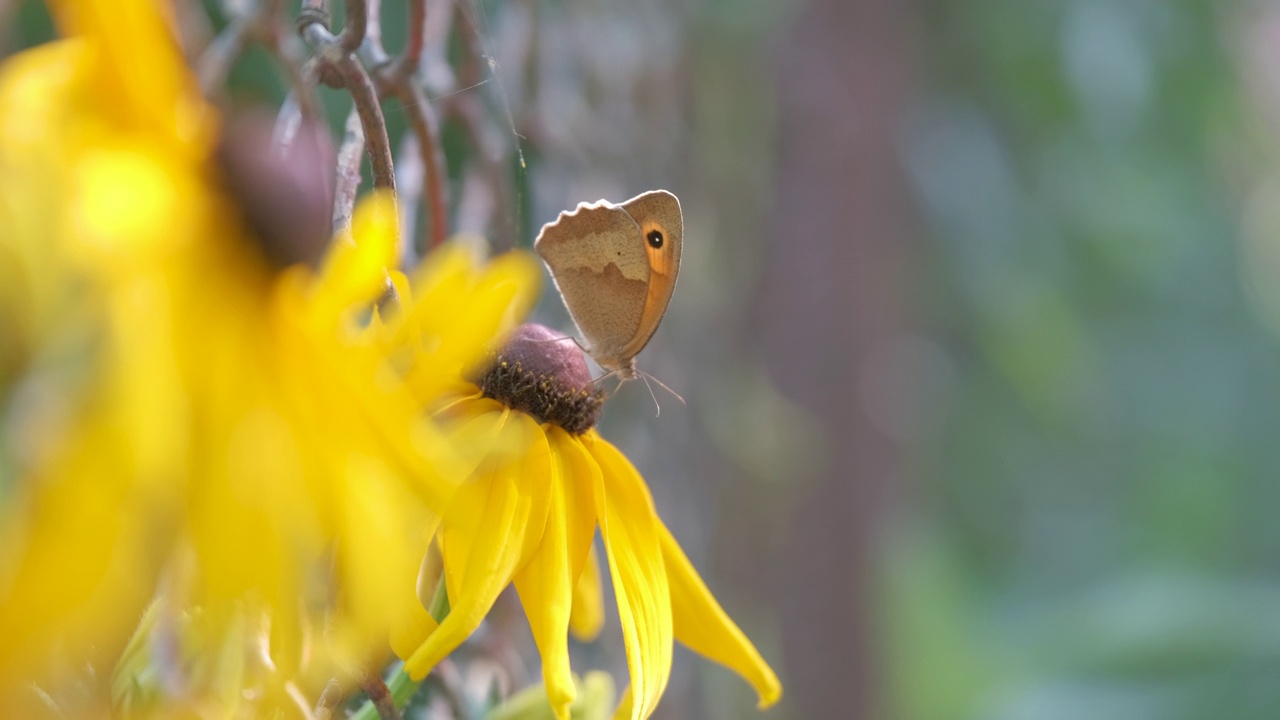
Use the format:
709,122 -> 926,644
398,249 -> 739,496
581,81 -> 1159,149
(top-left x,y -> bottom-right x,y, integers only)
393,324 -> 782,720
0,1 -> 539,714
0,0 -> 227,697
97,219 -> 541,719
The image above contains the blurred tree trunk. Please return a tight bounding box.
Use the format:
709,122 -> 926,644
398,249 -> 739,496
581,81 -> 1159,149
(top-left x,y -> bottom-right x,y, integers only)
760,1 -> 917,717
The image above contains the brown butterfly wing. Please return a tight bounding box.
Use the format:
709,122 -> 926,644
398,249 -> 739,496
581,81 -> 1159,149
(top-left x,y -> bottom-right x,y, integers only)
534,200 -> 649,371
617,190 -> 683,361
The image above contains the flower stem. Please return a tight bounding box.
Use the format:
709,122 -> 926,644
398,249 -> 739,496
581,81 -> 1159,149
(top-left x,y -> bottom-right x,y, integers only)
351,576 -> 450,719
427,572 -> 451,621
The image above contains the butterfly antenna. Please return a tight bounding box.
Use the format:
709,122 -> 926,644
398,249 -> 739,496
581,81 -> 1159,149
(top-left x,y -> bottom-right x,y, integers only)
641,370 -> 686,407
639,371 -> 661,417
592,369 -> 623,398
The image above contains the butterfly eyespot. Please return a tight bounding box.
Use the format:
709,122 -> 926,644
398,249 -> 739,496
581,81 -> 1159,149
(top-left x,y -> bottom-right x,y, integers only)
647,230 -> 664,248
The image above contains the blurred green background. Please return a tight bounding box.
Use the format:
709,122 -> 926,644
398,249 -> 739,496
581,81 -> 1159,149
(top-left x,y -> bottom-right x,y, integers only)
7,0 -> 1280,718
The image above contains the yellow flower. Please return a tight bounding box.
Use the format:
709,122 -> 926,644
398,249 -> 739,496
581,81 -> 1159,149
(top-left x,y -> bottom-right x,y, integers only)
0,0 -> 227,693
394,324 -> 782,720
0,1 -> 539,712
94,211 -> 541,719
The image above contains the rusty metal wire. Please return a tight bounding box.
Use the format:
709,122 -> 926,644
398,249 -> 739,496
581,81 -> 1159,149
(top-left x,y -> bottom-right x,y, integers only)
196,0 -> 526,265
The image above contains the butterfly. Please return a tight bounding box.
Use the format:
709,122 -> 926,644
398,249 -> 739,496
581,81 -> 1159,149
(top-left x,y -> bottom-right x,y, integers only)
535,189 -> 683,387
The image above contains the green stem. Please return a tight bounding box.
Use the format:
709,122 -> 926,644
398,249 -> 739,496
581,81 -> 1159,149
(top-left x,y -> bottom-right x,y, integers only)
351,576 -> 450,719
427,572 -> 452,622
385,663 -> 420,712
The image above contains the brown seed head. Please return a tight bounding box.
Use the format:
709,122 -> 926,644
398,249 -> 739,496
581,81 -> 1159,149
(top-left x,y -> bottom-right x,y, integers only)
475,324 -> 604,434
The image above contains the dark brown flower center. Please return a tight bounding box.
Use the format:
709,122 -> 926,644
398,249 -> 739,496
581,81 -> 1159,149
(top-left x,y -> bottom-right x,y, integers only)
475,324 -> 604,434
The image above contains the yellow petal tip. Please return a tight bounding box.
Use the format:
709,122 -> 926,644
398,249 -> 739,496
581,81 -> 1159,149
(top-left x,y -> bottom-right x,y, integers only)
756,682 -> 783,709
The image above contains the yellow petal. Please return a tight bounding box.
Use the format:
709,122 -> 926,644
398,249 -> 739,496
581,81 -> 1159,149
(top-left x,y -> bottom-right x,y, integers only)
406,414 -> 550,680
403,246 -> 541,398
394,243 -> 475,367
50,0 -> 211,150
659,520 -> 782,708
390,593 -> 439,663
387,269 -> 413,309
478,252 -> 543,332
410,458 -> 520,680
312,191 -> 399,321
407,241 -> 475,305
273,281 -> 466,512
0,414 -> 155,680
583,434 -> 672,720
570,544 -> 605,642
334,454 -> 425,660
439,412 -> 552,597
391,541 -> 442,661
512,427 -> 600,718
438,397 -> 520,496
549,429 -> 603,587
512,496 -> 575,718
611,687 -> 634,720
351,191 -> 400,270
557,432 -> 606,643
515,423 -> 556,566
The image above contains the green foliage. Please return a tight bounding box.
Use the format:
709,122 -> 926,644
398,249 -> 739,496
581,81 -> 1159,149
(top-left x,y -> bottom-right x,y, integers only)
890,1 -> 1280,718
